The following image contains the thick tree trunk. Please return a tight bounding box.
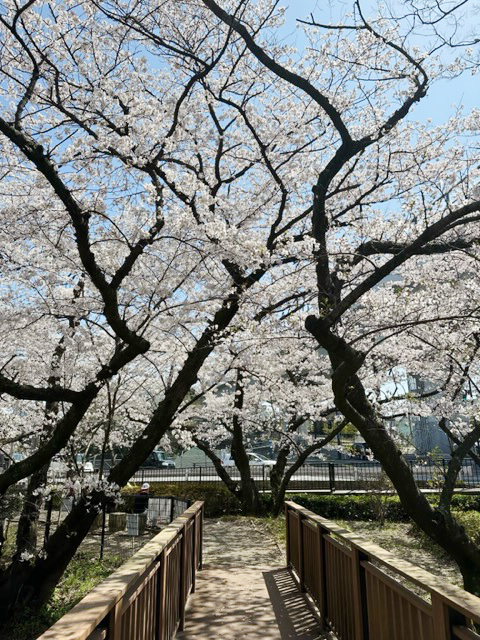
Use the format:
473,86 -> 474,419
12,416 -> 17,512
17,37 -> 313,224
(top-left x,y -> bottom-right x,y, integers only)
307,316 -> 480,594
347,381 -> 480,593
236,468 -> 265,516
0,287 -> 260,623
193,437 -> 265,514
230,370 -> 266,516
0,493 -> 101,620
270,448 -> 289,516
14,464 -> 49,560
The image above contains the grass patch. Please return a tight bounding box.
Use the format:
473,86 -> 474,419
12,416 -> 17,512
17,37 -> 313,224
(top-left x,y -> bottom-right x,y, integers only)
3,550 -> 123,640
261,515 -> 286,546
336,519 -> 462,586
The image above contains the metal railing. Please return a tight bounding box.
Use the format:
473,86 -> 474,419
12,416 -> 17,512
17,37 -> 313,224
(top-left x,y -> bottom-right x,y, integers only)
37,501 -> 204,640
130,460 -> 480,492
285,500 -> 480,640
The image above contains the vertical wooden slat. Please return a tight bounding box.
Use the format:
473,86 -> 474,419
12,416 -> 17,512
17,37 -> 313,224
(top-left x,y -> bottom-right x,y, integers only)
432,594 -> 453,640
317,524 -> 328,628
179,530 -> 186,632
199,505 -> 204,570
120,606 -> 127,640
285,503 -> 291,567
109,598 -> 123,640
157,549 -> 167,640
145,573 -> 152,640
298,513 -> 305,590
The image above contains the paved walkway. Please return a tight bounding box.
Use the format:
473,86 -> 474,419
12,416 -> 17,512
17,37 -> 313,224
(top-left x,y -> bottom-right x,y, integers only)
177,518 -> 333,639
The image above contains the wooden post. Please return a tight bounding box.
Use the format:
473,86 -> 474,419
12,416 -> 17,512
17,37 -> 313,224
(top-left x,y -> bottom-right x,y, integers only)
108,598 -> 123,640
191,514 -> 197,593
179,528 -> 187,631
431,594 -> 466,640
431,594 -> 452,640
351,546 -> 369,640
157,550 -> 167,640
316,523 -> 328,630
298,512 -> 305,591
285,503 -> 291,567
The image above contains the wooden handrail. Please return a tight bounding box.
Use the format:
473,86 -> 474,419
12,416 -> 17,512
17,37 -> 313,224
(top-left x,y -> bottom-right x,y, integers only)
37,501 -> 204,640
285,500 -> 480,640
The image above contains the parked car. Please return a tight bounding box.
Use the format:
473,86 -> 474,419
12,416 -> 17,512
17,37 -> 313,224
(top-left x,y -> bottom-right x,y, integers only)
93,448 -> 176,470
140,450 -> 176,469
75,453 -> 95,473
92,452 -> 122,471
221,451 -> 276,467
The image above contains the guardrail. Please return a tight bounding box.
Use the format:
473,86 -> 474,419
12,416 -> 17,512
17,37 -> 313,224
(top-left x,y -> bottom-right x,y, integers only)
130,460 -> 480,492
37,501 -> 204,640
285,500 -> 480,640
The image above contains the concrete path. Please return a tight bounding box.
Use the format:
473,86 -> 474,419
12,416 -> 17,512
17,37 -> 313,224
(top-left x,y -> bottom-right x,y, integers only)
177,518 -> 333,639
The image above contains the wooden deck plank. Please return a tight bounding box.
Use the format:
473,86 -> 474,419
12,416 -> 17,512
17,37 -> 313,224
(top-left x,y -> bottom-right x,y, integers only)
176,519 -> 331,640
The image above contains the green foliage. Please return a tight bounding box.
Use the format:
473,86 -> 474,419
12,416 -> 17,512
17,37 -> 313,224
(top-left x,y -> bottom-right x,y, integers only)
289,493 -> 410,522
453,510 -> 480,546
288,492 -> 480,523
121,482 -> 247,517
449,494 -> 480,512
363,471 -> 394,527
118,485 -> 480,521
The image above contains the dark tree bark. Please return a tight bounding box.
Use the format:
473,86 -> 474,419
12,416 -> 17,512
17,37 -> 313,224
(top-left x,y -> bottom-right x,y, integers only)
0,274 -> 263,618
194,370 -> 266,516
229,370 -> 265,515
306,316 -> 480,594
269,421 -> 346,516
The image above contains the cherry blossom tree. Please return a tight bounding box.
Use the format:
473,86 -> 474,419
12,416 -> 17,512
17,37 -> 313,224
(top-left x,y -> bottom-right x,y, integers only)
203,0 -> 480,593
0,0 -> 308,616
174,313 -> 344,515
1,0 -> 480,623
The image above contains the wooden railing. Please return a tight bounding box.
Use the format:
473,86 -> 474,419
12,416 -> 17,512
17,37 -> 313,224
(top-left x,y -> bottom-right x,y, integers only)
38,501 -> 204,640
285,500 -> 480,640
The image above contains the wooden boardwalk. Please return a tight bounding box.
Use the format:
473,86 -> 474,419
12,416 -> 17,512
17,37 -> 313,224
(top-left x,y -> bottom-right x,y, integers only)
177,518 -> 332,639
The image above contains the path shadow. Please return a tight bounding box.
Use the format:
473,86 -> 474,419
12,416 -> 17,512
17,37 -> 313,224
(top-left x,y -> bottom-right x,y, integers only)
264,568 -> 332,639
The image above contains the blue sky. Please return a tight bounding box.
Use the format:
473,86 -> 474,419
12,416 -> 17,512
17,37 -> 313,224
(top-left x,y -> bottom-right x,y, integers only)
278,1 -> 478,125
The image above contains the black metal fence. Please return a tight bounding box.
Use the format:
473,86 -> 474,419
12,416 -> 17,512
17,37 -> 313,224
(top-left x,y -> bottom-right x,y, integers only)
20,495 -> 192,561
130,459 -> 480,492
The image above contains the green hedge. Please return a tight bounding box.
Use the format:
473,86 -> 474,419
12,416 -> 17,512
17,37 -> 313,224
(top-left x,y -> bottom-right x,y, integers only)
288,493 -> 409,521
287,492 -> 480,522
121,482 -> 243,518
119,485 -> 480,521
448,494 -> 480,512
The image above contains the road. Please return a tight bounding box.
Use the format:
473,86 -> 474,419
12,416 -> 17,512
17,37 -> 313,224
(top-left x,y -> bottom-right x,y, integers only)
130,463 -> 480,486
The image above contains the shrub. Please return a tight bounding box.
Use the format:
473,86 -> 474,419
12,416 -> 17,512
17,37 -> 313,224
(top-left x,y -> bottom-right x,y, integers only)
449,494 -> 480,512
287,492 -> 480,523
287,493 -> 410,522
453,510 -> 480,545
